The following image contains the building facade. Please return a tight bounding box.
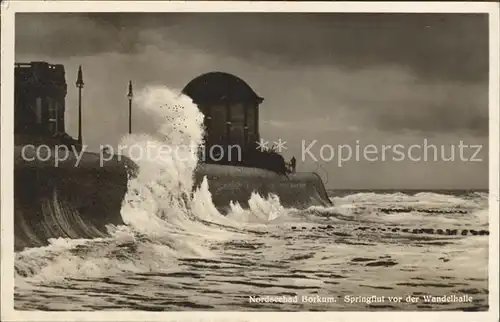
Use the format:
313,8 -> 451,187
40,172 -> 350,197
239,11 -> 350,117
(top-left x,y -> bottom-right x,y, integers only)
182,72 -> 263,164
15,62 -> 68,136
14,61 -> 81,149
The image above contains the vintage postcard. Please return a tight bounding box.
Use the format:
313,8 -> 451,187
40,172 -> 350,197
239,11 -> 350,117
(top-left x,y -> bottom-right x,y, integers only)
1,1 -> 499,322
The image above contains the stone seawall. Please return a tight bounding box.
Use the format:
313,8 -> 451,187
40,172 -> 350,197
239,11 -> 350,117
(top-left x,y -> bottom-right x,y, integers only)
194,163 -> 332,214
14,146 -> 131,251
14,146 -> 332,250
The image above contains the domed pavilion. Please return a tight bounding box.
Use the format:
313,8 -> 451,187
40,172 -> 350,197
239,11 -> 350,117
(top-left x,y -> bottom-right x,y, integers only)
182,72 -> 264,163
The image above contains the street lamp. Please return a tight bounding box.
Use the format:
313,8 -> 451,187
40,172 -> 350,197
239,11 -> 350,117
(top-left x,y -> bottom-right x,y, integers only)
127,80 -> 133,134
76,65 -> 84,145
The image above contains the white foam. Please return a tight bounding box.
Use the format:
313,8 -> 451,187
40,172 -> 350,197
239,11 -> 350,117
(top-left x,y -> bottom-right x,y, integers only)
14,86 -> 489,285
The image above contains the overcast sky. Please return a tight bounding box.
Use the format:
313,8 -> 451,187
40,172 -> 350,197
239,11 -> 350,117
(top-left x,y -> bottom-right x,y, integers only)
15,13 -> 489,189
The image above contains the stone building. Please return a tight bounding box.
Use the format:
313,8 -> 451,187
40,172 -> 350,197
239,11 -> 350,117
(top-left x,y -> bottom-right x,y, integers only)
14,61 -> 80,148
15,62 -> 68,136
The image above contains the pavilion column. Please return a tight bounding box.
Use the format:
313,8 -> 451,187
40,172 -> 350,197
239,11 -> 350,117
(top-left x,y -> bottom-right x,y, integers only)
243,104 -> 249,152
204,106 -> 212,146
254,104 -> 259,142
225,101 -> 232,148
203,106 -> 212,161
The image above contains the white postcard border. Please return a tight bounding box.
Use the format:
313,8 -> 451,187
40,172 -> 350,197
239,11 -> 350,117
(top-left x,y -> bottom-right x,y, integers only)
1,1 -> 498,322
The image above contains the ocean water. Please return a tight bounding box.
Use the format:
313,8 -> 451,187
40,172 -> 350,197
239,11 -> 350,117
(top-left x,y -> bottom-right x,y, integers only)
14,87 -> 489,311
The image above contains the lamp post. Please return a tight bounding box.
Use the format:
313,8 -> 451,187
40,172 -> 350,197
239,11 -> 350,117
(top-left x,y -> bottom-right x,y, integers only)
76,65 -> 84,145
127,80 -> 133,134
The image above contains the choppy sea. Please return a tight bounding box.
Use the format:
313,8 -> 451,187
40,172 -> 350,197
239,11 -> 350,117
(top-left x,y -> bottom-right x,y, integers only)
14,87 -> 489,311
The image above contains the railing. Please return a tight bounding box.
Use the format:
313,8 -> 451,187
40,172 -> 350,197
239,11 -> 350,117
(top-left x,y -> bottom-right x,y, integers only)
15,62 -> 64,69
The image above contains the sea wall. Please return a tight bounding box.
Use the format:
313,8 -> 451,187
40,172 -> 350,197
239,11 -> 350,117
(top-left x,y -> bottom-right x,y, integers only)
14,146 -> 331,250
14,146 -> 131,251
194,163 -> 332,214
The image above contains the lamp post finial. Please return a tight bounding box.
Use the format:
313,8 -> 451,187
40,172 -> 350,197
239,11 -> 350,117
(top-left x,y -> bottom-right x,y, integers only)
76,65 -> 84,88
127,80 -> 133,99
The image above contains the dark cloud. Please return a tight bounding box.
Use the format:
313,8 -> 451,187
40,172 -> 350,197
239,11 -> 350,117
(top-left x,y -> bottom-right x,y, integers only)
15,12 -> 489,136
16,12 -> 489,83
326,73 -> 490,136
15,13 -> 143,57
13,12 -> 490,189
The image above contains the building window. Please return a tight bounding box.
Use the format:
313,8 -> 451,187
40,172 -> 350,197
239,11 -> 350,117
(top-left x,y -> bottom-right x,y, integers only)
246,106 -> 256,143
210,104 -> 227,146
35,97 -> 43,124
231,103 -> 245,124
47,97 -> 58,134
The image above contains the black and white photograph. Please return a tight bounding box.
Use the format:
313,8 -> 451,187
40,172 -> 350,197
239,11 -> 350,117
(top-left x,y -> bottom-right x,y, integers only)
1,1 -> 499,319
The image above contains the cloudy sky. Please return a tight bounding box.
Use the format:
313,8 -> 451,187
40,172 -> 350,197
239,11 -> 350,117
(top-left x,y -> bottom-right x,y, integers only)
15,13 -> 489,189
